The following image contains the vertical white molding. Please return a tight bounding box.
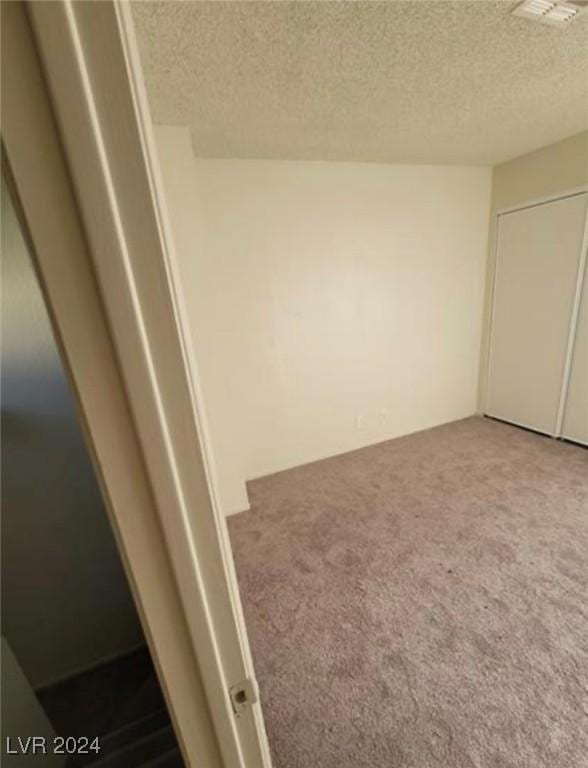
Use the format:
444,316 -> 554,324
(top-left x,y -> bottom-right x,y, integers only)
114,5 -> 272,765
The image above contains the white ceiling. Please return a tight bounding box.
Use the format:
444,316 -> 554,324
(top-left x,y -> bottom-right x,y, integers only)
132,0 -> 588,165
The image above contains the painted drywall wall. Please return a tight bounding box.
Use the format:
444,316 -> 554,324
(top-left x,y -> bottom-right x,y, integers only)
155,126 -> 492,513
1,638 -> 64,767
490,130 -> 588,212
478,130 -> 588,409
1,181 -> 144,688
154,126 -> 250,515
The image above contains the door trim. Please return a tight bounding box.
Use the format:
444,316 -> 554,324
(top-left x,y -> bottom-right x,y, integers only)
494,186 -> 588,217
113,4 -> 272,763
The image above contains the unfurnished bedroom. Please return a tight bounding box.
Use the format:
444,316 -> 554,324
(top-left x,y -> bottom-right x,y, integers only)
131,1 -> 588,766
2,2 -> 587,768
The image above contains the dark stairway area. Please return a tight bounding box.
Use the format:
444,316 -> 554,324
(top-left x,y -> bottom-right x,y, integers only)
37,647 -> 184,768
1,164 -> 184,768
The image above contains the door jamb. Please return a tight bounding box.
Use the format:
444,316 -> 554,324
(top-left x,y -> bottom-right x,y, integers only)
113,9 -> 270,731
493,186 -> 588,216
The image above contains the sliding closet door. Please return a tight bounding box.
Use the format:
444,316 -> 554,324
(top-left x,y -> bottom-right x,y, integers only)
562,260 -> 588,445
486,193 -> 588,435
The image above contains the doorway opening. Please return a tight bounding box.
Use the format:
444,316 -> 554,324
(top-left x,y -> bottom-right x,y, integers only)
1,175 -> 184,768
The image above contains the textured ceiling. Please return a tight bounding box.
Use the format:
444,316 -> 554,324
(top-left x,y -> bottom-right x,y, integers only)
132,0 -> 588,165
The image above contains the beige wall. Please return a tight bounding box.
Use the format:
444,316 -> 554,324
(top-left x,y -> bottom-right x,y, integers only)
1,181 -> 143,687
478,130 -> 588,408
490,130 -> 588,212
155,127 -> 491,514
154,126 -> 250,515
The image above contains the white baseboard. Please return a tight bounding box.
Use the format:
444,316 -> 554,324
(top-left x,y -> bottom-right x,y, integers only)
225,503 -> 250,517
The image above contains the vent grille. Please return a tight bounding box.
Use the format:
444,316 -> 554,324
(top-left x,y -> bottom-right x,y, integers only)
512,0 -> 588,25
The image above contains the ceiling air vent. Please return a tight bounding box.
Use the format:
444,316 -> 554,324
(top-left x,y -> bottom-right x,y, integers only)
512,0 -> 588,25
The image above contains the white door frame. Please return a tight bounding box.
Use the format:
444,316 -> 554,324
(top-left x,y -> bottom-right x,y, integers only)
484,186 -> 588,436
2,2 -> 271,766
493,186 -> 588,217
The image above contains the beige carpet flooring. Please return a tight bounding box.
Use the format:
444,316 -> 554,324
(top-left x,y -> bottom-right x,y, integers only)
228,417 -> 588,768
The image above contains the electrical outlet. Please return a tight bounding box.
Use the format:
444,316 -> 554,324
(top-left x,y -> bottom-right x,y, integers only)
355,415 -> 365,430
379,409 -> 389,423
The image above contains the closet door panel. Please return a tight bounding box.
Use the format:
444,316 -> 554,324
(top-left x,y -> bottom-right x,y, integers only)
486,193 -> 588,434
562,262 -> 588,445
